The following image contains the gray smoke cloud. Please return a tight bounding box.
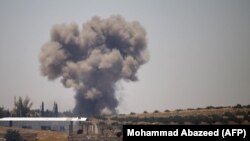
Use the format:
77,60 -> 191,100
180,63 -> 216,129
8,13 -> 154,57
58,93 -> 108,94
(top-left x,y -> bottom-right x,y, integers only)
39,15 -> 149,116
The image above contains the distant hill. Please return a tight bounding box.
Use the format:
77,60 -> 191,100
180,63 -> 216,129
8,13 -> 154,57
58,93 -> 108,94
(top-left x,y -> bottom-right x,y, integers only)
108,105 -> 250,125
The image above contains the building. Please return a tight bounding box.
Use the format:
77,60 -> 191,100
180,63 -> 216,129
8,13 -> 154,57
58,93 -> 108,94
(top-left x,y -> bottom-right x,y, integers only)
0,117 -> 123,141
0,117 -> 87,132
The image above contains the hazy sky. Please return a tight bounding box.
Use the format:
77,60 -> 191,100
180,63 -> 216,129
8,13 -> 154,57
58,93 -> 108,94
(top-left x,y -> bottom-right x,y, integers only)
0,0 -> 249,114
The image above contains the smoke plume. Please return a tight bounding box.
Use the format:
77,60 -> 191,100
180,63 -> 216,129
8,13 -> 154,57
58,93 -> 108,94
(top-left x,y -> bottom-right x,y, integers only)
39,15 -> 148,116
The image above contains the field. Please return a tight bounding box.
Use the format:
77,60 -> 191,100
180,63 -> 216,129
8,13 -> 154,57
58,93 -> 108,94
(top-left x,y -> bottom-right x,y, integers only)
0,126 -> 67,141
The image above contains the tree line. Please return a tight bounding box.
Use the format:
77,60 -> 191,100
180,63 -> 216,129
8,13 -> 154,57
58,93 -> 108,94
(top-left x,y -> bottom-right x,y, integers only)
0,96 -> 74,118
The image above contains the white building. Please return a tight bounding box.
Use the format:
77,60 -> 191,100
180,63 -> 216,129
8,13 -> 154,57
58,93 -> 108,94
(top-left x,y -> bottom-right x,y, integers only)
0,117 -> 87,132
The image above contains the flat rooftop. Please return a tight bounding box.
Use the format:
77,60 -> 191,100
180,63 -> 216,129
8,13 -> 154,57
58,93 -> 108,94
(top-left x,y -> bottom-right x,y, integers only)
0,117 -> 87,122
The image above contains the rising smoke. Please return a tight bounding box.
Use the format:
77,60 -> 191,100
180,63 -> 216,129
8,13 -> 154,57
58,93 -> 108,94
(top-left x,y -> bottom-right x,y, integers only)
39,15 -> 149,116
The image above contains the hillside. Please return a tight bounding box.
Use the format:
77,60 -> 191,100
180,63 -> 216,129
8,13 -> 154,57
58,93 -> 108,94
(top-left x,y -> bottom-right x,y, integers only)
0,105 -> 249,141
108,105 -> 250,125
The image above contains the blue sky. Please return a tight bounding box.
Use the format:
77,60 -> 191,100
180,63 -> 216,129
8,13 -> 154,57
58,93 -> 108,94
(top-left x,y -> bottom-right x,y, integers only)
0,0 -> 249,113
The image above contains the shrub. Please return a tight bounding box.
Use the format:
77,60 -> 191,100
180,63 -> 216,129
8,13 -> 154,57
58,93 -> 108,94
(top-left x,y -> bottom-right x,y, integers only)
245,105 -> 250,108
173,115 -> 184,124
208,114 -> 224,124
4,129 -> 23,141
206,106 -> 214,109
214,106 -> 224,109
235,111 -> 245,116
130,112 -> 136,115
164,109 -> 170,112
0,107 -> 10,118
233,104 -> 242,109
153,110 -> 159,113
175,109 -> 183,112
243,114 -> 250,121
224,112 -> 240,123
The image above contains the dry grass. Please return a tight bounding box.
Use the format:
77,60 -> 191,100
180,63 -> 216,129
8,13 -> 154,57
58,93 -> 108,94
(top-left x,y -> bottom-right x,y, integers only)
36,130 -> 67,141
0,127 -> 68,141
109,107 -> 250,125
126,107 -> 249,118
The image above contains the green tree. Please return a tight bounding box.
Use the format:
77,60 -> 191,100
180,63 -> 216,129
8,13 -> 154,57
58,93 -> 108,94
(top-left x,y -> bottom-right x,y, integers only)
0,107 -> 10,118
164,109 -> 170,112
233,104 -> 242,109
154,110 -> 159,113
13,96 -> 33,117
41,101 -> 44,117
4,129 -> 23,141
53,102 -> 58,117
62,110 -> 75,117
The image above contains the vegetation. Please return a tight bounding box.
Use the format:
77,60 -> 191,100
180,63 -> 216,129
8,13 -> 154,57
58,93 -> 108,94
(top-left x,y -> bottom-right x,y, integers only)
233,104 -> 242,109
41,101 -> 44,117
61,110 -> 75,117
0,96 -> 249,126
0,107 -> 10,118
112,111 -> 249,125
109,105 -> 250,125
4,129 -> 23,141
13,96 -> 33,117
0,127 -> 67,141
0,96 -> 70,118
153,110 -> 159,113
164,109 -> 170,112
206,106 -> 214,109
130,112 -> 136,115
175,109 -> 183,112
53,102 -> 59,117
